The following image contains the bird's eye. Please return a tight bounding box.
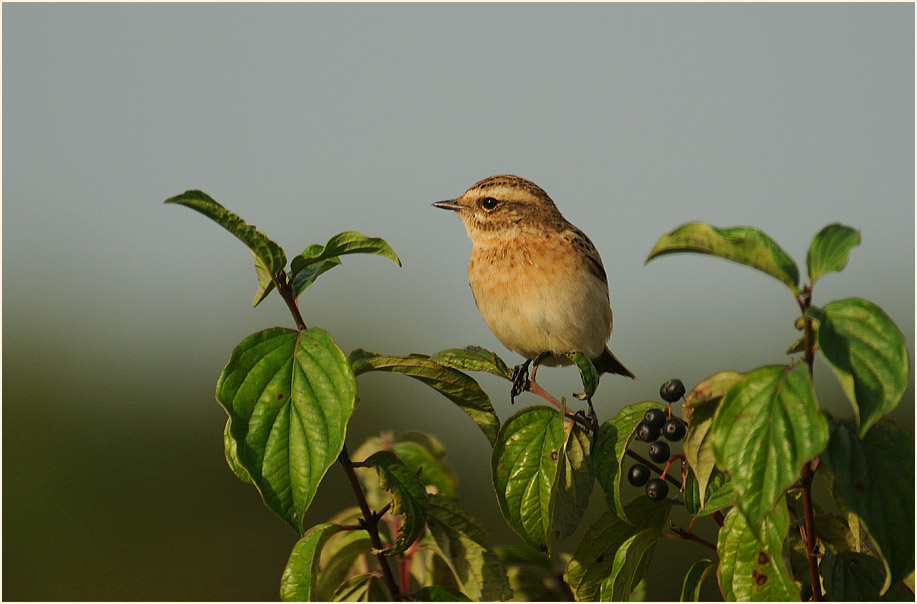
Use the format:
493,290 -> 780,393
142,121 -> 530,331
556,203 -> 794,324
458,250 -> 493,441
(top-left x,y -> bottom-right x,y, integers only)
481,197 -> 500,210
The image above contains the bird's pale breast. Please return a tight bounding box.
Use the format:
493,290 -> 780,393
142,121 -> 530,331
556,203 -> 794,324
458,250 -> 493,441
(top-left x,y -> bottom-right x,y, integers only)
467,233 -> 612,364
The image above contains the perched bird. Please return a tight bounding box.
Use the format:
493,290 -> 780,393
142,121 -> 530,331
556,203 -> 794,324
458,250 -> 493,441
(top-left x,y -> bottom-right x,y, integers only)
433,174 -> 634,388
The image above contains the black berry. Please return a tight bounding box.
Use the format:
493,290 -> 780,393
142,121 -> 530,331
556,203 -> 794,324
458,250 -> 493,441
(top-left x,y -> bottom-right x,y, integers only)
645,478 -> 669,501
648,441 -> 671,463
662,417 -> 687,442
635,421 -> 660,442
660,379 -> 686,403
627,463 -> 651,487
643,408 -> 667,430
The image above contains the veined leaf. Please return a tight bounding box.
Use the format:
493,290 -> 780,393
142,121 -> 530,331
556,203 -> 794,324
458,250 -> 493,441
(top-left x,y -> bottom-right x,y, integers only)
425,495 -> 512,601
710,364 -> 828,530
430,346 -> 511,380
165,190 -> 287,297
820,550 -> 886,601
363,451 -> 429,556
599,529 -> 661,601
680,559 -> 716,601
717,504 -> 800,601
683,371 -> 743,505
280,523 -> 343,601
349,350 -> 500,445
646,222 -> 799,291
563,499 -> 673,602
552,421 -> 594,541
808,298 -> 909,437
223,418 -> 252,485
217,327 -> 356,532
592,402 -> 666,521
289,231 -> 401,297
806,223 -> 861,284
491,406 -> 566,553
820,419 -> 914,590
331,573 -> 389,601
393,436 -> 459,500
315,522 -> 372,602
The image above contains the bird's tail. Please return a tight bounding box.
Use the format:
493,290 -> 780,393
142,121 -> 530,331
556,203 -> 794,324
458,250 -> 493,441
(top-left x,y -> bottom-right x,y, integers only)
594,347 -> 636,379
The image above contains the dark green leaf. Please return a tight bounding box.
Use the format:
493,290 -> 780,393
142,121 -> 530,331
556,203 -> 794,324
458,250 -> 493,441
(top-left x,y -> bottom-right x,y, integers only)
491,406 -> 566,553
821,419 -> 914,589
393,436 -> 458,500
808,298 -> 909,437
821,550 -> 886,601
413,586 -> 472,601
289,231 -> 401,296
331,573 -> 390,601
223,418 -> 252,485
165,190 -> 287,294
426,495 -> 512,601
683,468 -> 702,516
350,350 -> 499,445
430,346 -> 512,380
593,402 -> 666,521
363,451 -> 429,556
717,504 -> 800,601
683,371 -> 743,505
252,253 -> 276,307
806,223 -> 861,284
680,559 -> 716,602
646,222 -> 799,291
563,499 -> 673,602
599,529 -> 661,601
218,327 -> 356,532
552,421 -> 594,541
710,364 -> 828,530
280,523 -> 343,601
700,470 -> 735,516
565,351 -> 598,400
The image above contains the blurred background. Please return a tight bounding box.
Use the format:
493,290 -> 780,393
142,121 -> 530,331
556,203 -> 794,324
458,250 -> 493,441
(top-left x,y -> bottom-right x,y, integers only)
3,3 -> 913,600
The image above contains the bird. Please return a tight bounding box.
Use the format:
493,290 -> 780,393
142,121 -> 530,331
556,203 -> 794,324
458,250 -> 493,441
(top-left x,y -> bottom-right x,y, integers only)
433,174 -> 634,396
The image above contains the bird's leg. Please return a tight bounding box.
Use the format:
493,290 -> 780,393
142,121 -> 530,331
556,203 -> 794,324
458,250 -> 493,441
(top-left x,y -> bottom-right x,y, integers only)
510,359 -> 532,403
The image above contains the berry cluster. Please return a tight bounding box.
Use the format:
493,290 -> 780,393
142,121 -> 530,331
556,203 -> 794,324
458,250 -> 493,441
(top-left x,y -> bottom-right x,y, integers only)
627,379 -> 688,501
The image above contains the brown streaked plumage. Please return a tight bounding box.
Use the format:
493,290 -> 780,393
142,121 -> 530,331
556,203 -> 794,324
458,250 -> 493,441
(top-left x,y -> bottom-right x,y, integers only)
433,174 -> 634,380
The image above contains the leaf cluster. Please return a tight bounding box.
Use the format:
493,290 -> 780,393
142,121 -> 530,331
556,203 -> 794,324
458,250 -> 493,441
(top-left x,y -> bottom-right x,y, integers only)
168,191 -> 913,601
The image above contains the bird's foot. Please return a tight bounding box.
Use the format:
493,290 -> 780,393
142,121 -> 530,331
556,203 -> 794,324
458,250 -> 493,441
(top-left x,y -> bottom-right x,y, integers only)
510,360 -> 532,403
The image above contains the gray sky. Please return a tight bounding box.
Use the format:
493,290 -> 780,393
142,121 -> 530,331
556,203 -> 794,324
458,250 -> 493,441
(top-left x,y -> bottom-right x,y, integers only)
4,3 -> 914,600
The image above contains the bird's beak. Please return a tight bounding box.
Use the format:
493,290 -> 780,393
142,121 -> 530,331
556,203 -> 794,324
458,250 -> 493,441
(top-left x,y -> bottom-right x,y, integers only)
432,199 -> 464,211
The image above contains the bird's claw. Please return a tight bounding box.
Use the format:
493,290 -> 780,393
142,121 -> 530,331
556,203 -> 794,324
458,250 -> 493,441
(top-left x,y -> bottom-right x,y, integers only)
510,360 -> 532,403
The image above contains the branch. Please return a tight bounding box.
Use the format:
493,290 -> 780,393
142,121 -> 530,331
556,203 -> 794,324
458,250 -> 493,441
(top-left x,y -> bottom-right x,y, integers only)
338,445 -> 402,601
275,271 -> 307,331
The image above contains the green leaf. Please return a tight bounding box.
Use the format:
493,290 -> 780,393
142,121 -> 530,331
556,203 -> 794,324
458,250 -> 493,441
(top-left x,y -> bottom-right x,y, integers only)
683,371 -> 743,505
680,559 -> 716,602
808,298 -> 909,437
289,231 -> 401,297
217,327 -> 356,532
716,504 -> 800,601
599,529 -> 661,601
683,468 -> 702,516
331,573 -> 390,601
821,550 -> 886,601
363,450 -> 429,556
430,346 -> 512,380
646,222 -> 800,291
593,402 -> 666,521
564,499 -> 673,602
495,546 -> 565,602
565,351 -> 599,400
424,495 -> 512,601
280,523 -> 343,601
164,190 -> 287,296
349,350 -> 500,445
252,253 -> 276,307
806,223 -> 861,284
393,436 -> 459,499
315,526 -> 373,602
552,421 -> 594,541
491,406 -> 566,553
700,470 -> 736,517
413,586 -> 472,601
223,418 -> 252,485
820,419 -> 914,589
710,364 -> 828,530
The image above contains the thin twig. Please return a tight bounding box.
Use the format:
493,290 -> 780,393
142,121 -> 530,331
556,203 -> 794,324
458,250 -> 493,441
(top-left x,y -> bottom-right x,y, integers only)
667,523 -> 718,552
